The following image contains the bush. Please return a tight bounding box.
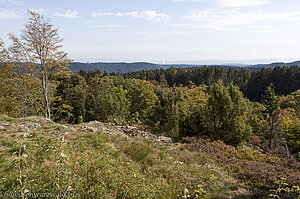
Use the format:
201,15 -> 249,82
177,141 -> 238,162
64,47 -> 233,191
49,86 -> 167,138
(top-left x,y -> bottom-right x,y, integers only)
204,82 -> 251,147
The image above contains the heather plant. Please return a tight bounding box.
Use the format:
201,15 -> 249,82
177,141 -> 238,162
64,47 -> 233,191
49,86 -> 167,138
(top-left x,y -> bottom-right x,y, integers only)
181,137 -> 300,192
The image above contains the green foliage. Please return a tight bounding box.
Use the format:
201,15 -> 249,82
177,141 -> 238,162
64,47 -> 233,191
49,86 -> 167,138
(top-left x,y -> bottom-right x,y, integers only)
205,82 -> 251,146
52,74 -> 88,123
281,89 -> 300,118
85,75 -> 130,124
0,70 -> 41,117
124,66 -> 300,102
182,106 -> 206,138
181,82 -> 208,107
149,86 -> 194,139
246,100 -> 265,136
281,111 -> 300,159
262,83 -> 280,116
127,79 -> 157,122
286,125 -> 300,159
269,178 -> 300,199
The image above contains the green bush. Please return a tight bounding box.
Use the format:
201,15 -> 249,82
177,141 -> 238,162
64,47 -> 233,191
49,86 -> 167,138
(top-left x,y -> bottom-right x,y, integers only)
204,82 -> 251,147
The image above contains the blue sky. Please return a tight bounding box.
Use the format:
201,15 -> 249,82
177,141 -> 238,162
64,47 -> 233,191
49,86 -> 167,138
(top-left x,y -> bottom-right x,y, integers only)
1,0 -> 300,64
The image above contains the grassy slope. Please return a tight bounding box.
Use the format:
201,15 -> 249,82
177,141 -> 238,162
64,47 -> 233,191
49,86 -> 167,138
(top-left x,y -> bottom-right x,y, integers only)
0,115 -> 299,199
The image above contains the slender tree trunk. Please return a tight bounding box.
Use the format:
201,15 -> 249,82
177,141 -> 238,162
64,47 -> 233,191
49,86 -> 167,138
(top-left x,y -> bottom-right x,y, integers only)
46,73 -> 51,120
42,64 -> 50,119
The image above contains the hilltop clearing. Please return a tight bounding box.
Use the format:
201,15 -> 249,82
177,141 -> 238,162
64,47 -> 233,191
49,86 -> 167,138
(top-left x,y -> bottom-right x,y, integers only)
0,115 -> 299,198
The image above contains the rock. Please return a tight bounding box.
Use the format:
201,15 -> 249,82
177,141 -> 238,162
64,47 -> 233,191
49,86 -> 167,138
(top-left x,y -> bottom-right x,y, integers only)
156,136 -> 172,145
117,125 -> 172,145
79,121 -> 112,134
138,130 -> 148,138
77,120 -> 173,145
87,121 -> 104,126
0,126 -> 5,130
57,124 -> 68,129
120,126 -> 139,137
17,123 -> 41,130
81,126 -> 97,133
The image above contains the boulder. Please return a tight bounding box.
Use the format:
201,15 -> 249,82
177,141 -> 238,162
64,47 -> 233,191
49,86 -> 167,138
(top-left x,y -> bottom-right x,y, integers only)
81,126 -> 97,133
156,136 -> 172,145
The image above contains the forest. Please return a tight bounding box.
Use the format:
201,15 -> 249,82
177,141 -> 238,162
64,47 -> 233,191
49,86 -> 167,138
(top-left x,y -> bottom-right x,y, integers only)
0,10 -> 299,199
1,64 -> 300,152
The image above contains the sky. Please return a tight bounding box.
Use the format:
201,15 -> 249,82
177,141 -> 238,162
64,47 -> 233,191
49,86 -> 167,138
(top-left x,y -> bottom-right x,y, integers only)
1,0 -> 300,64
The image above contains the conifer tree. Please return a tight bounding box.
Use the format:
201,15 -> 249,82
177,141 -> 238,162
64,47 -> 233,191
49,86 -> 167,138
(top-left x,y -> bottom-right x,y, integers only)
262,83 -> 279,116
205,81 -> 251,146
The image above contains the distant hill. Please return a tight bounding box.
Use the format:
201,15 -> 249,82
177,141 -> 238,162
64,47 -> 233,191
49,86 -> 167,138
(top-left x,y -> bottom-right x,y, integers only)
247,61 -> 300,70
69,62 -> 164,73
69,61 -> 300,73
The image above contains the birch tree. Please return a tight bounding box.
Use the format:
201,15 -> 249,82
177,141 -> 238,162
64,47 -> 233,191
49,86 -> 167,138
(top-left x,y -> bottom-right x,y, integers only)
4,10 -> 70,119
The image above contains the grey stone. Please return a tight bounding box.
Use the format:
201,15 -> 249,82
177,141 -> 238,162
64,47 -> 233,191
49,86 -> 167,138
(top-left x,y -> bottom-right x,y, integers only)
81,126 -> 97,133
156,136 -> 172,145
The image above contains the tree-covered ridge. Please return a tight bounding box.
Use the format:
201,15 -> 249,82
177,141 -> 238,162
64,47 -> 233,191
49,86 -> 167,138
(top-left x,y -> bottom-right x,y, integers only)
69,62 -> 163,73
123,65 -> 300,101
67,60 -> 300,74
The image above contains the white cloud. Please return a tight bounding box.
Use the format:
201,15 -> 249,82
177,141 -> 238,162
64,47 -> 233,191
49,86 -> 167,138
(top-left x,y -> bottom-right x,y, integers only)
171,0 -> 268,7
217,0 -> 268,7
255,29 -> 278,33
0,8 -> 22,19
166,9 -> 300,32
0,0 -> 23,5
54,9 -> 79,18
92,10 -> 170,21
90,24 -> 127,29
184,9 -> 300,26
218,0 -> 269,7
164,22 -> 243,32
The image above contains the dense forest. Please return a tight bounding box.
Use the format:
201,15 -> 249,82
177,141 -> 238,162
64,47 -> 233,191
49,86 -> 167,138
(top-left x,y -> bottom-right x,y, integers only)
1,64 -> 299,156
0,10 -> 299,199
123,66 -> 300,101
